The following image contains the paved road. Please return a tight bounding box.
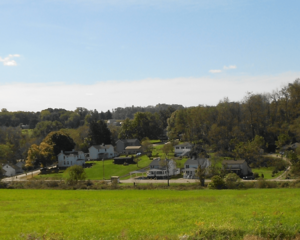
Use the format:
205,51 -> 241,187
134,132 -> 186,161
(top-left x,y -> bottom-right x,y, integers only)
1,169 -> 41,182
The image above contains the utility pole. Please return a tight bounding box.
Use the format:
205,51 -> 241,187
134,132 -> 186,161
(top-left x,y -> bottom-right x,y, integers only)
166,157 -> 170,187
102,158 -> 104,180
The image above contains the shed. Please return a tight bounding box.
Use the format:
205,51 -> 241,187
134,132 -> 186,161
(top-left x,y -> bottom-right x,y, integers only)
113,157 -> 135,165
111,176 -> 120,183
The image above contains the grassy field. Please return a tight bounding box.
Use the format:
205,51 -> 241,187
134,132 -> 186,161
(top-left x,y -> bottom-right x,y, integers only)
252,167 -> 283,179
34,156 -> 152,180
85,157 -> 152,179
0,188 -> 300,239
34,144 -> 176,181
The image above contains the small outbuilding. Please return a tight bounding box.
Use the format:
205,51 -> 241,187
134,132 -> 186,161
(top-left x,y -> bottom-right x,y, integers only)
113,157 -> 135,165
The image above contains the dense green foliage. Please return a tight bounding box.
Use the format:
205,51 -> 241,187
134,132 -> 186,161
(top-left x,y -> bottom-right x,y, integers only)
65,165 -> 86,184
167,79 -> 300,162
88,120 -> 112,145
0,189 -> 300,239
112,103 -> 183,120
26,131 -> 75,167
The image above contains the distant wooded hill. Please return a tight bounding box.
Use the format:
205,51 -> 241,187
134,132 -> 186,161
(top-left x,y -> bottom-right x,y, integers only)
0,103 -> 184,129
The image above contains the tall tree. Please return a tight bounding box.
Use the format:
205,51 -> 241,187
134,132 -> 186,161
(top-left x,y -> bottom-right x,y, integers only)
26,131 -> 75,167
88,120 -> 111,145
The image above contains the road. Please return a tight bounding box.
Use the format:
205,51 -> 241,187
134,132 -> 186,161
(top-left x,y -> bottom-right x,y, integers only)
1,169 -> 41,182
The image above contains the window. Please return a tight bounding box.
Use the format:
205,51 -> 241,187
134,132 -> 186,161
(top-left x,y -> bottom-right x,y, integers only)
186,165 -> 189,168
64,161 -> 66,165
67,161 -> 69,165
181,147 -> 184,149
176,147 -> 179,149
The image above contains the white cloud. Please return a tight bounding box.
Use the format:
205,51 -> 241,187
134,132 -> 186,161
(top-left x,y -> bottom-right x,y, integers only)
0,54 -> 20,66
209,69 -> 222,73
0,72 -> 299,112
224,65 -> 237,70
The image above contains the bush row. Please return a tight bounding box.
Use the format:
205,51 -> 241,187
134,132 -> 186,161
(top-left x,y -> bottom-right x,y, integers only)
1,178 -> 300,190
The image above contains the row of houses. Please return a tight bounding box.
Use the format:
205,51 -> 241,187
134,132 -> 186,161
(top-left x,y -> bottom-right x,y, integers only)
57,139 -> 142,168
146,157 -> 252,179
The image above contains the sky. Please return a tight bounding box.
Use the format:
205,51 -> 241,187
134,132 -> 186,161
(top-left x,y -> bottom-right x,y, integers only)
1,0 -> 300,112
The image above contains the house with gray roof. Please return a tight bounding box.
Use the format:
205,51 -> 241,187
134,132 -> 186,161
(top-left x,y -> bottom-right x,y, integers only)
58,150 -> 86,168
2,164 -> 21,177
183,158 -> 211,179
222,160 -> 252,177
147,157 -> 178,179
116,139 -> 141,153
89,144 -> 115,160
174,142 -> 193,157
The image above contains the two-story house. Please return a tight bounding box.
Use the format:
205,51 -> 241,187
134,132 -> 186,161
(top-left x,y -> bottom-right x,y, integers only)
174,142 -> 193,156
147,158 -> 178,179
89,144 -> 115,160
183,158 -> 211,179
57,150 -> 86,168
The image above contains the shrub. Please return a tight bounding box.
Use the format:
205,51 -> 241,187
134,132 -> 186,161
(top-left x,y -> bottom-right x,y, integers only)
65,165 -> 86,185
224,173 -> 243,189
255,179 -> 277,188
253,172 -> 259,179
208,175 -> 226,189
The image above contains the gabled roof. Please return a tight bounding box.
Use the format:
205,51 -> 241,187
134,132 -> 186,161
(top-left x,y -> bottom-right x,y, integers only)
175,142 -> 193,148
63,151 -> 79,155
150,158 -> 175,166
184,158 -> 210,167
222,160 -> 246,165
90,144 -> 113,150
3,164 -> 20,171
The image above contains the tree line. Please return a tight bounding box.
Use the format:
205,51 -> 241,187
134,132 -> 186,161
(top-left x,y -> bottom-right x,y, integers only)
167,78 -> 300,164
0,107 -> 113,129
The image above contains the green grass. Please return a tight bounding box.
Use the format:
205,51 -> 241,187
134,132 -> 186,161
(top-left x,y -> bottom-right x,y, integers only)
150,139 -> 161,144
252,167 -> 283,179
0,189 -> 300,239
21,129 -> 33,137
85,156 -> 152,180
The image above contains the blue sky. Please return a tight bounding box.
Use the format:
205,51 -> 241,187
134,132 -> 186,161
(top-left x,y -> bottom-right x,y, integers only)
1,0 -> 300,111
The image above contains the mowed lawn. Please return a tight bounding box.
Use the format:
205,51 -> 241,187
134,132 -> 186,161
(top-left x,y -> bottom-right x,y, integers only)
0,189 -> 300,239
85,156 -> 152,179
252,167 -> 283,179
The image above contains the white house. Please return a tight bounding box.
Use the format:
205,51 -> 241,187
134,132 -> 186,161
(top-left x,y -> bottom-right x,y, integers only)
174,142 -> 193,156
183,158 -> 211,179
2,164 -> 17,177
89,144 -> 115,160
147,158 -> 178,179
57,150 -> 86,168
